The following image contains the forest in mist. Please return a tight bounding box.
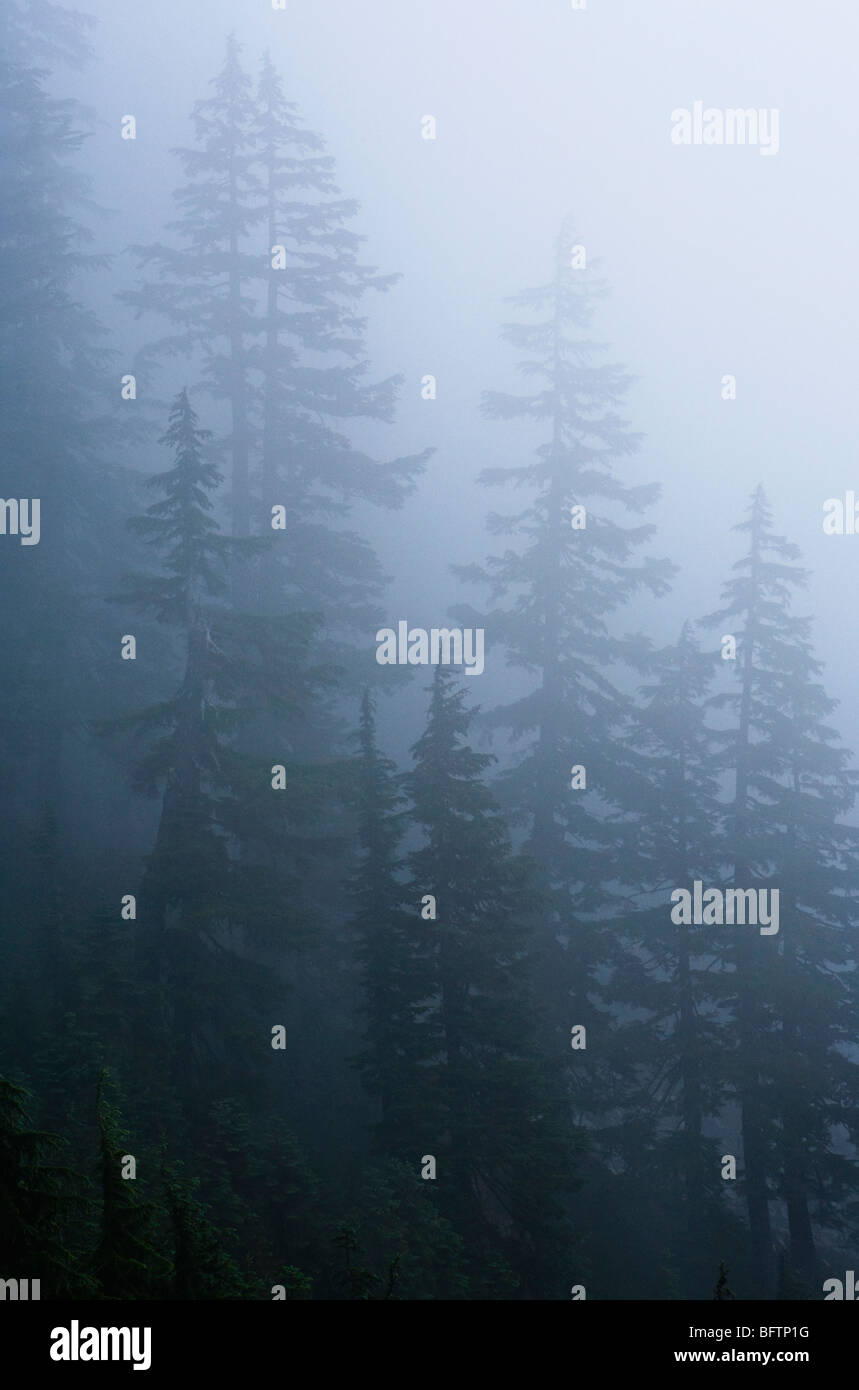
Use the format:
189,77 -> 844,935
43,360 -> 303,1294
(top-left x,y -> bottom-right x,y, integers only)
2,0 -> 859,1302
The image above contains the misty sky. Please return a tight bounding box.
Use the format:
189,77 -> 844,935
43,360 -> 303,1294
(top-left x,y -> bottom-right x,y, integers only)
56,0 -> 859,755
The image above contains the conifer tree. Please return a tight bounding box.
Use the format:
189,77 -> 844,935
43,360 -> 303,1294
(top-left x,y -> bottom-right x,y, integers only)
163,1161 -> 250,1299
247,48 -> 432,830
452,221 -> 673,1087
196,1099 -> 321,1287
251,52 -> 428,645
124,34 -> 260,539
333,1159 -> 470,1300
92,1074 -> 170,1299
0,0 -> 119,828
111,388 -> 318,1102
406,668 -> 580,1298
0,1075 -> 92,1297
613,625 -> 734,1295
766,613 -> 859,1293
245,51 -> 432,1173
703,487 -> 859,1295
123,58 -> 430,1106
701,487 -> 801,1296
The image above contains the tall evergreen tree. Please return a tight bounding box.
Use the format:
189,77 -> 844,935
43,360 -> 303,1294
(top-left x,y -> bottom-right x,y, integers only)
701,486 -> 799,1296
244,47 -> 431,1170
452,221 -> 672,1097
194,1097 -> 321,1290
110,388 -> 317,1106
406,668 -> 581,1298
124,34 -> 260,540
123,57 -> 431,1125
703,487 -> 859,1295
0,1075 -> 92,1297
92,1074 -> 170,1299
0,3 -> 134,1209
248,48 -> 431,802
0,0 -> 118,828
612,625 -> 736,1296
163,1161 -> 250,1299
251,52 -> 427,638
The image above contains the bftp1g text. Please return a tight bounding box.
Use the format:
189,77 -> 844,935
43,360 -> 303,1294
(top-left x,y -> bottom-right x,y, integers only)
689,1327 -> 809,1341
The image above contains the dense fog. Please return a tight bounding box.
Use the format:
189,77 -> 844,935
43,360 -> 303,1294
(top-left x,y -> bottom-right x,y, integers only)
2,0 -> 858,1302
